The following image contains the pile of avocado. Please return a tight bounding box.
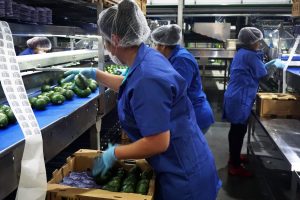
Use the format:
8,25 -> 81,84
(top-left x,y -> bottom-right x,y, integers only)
29,74 -> 98,111
94,165 -> 153,195
105,65 -> 127,75
0,104 -> 16,128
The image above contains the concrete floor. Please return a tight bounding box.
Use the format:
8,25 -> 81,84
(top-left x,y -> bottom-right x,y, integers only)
204,76 -> 270,200
205,123 -> 270,200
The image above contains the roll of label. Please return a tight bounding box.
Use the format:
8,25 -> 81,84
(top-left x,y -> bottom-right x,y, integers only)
0,22 -> 47,200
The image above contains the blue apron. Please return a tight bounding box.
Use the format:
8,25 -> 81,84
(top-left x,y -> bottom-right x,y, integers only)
118,43 -> 221,200
223,48 -> 267,124
169,45 -> 214,130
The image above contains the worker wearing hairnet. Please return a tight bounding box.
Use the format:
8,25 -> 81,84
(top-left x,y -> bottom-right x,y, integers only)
151,24 -> 214,133
63,0 -> 221,199
19,37 -> 51,56
223,27 -> 267,177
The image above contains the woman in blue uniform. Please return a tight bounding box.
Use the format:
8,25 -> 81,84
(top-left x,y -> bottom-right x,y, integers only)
19,37 -> 51,56
223,27 -> 267,177
63,0 -> 221,199
151,24 -> 214,133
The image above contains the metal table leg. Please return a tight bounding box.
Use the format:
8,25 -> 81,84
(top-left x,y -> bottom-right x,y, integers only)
291,171 -> 298,200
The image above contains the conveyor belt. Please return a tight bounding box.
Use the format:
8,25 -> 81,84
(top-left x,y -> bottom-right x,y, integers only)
287,67 -> 300,75
0,88 -> 100,155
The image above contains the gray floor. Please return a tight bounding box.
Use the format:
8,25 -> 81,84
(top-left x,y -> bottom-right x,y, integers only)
205,123 -> 269,200
204,76 -> 270,200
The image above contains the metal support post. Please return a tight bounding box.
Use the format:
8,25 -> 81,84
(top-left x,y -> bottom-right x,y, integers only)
95,0 -> 105,150
178,0 -> 184,46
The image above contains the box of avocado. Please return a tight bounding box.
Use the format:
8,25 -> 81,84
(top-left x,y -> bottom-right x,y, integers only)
256,93 -> 300,118
47,149 -> 155,200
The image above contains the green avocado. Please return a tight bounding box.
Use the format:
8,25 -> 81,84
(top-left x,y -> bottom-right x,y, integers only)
41,85 -> 51,92
63,90 -> 74,100
4,109 -> 16,124
34,98 -> 47,110
38,95 -> 50,104
74,74 -> 89,90
73,86 -> 91,98
51,94 -> 65,105
0,113 -> 8,128
89,83 -> 97,93
141,170 -> 153,180
0,105 -> 10,113
121,183 -> 135,193
135,179 -> 149,195
29,97 -> 37,108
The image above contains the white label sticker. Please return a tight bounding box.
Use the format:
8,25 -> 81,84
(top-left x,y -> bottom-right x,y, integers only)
0,21 -> 46,200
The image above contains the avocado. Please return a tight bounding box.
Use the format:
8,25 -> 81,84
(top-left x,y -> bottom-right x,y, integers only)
4,109 -> 16,124
94,170 -> 113,185
29,97 -> 37,108
0,105 -> 10,113
89,83 -> 97,93
0,113 -> 8,128
74,74 -> 89,90
34,98 -> 47,110
141,170 -> 153,180
73,85 -> 91,98
51,94 -> 65,105
38,95 -> 50,104
135,180 -> 149,195
53,86 -> 64,93
41,85 -> 51,92
63,90 -> 74,100
121,183 -> 135,193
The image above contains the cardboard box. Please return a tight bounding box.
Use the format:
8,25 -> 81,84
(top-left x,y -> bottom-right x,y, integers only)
47,149 -> 155,200
256,93 -> 300,118
134,0 -> 146,15
292,0 -> 300,17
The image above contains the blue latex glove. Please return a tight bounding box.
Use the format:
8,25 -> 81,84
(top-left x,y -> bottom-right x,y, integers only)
92,143 -> 117,177
116,68 -> 127,76
265,59 -> 285,69
62,68 -> 96,83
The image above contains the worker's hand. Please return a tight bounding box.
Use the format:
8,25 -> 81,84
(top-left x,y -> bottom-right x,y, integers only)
92,143 -> 118,177
265,59 -> 285,78
265,59 -> 285,69
61,68 -> 97,83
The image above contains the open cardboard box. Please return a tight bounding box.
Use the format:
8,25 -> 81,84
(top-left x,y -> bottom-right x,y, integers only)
256,93 -> 300,118
47,149 -> 155,200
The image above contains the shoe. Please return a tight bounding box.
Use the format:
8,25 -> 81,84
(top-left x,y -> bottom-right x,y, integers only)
240,154 -> 249,164
228,165 -> 253,177
228,154 -> 249,165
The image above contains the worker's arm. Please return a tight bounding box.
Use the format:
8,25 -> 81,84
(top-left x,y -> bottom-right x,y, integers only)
115,130 -> 170,159
95,70 -> 124,92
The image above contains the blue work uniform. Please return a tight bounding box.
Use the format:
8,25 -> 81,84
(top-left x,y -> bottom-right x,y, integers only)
169,45 -> 214,131
19,48 -> 35,56
223,48 -> 267,124
118,43 -> 221,200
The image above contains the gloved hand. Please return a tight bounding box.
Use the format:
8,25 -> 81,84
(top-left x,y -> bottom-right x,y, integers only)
265,59 -> 285,69
92,143 -> 117,177
265,59 -> 285,79
116,68 -> 127,76
62,68 -> 96,83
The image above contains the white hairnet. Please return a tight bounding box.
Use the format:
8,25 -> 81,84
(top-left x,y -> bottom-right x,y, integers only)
238,27 -> 263,45
97,0 -> 150,47
151,24 -> 181,46
27,37 -> 52,50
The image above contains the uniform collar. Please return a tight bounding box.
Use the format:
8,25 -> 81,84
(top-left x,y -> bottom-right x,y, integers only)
168,45 -> 181,61
126,43 -> 149,79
